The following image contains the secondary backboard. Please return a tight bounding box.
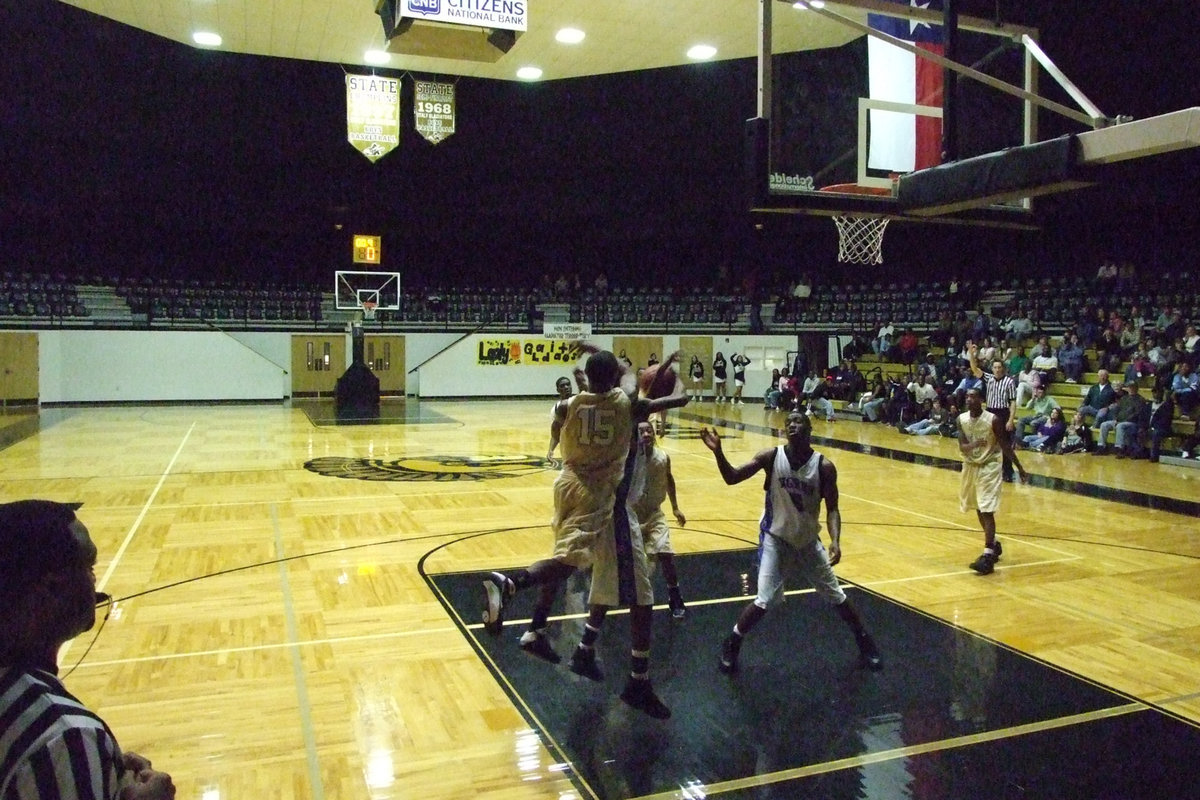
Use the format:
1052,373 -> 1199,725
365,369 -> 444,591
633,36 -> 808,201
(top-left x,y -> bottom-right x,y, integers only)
334,270 -> 401,312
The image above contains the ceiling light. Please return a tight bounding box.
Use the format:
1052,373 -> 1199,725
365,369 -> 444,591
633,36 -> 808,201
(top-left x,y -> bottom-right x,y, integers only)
686,44 -> 717,60
192,31 -> 222,47
555,28 -> 585,44
363,49 -> 391,64
516,66 -> 543,80
793,0 -> 825,8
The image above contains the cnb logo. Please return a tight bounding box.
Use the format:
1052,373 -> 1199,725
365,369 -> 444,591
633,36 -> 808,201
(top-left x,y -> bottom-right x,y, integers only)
407,0 -> 439,14
304,454 -> 554,482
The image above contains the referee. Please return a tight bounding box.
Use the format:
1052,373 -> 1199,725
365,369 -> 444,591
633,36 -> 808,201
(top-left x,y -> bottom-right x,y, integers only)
968,342 -> 1018,481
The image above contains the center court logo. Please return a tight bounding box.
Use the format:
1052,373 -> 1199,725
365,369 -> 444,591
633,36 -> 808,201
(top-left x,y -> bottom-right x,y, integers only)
304,454 -> 554,481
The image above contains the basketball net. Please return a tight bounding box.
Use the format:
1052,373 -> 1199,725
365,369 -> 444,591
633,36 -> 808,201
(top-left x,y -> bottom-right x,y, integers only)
361,300 -> 377,321
831,215 -> 890,264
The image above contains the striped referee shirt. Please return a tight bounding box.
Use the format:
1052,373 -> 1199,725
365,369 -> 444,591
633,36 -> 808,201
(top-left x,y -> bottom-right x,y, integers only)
0,667 -> 124,800
981,372 -> 1017,413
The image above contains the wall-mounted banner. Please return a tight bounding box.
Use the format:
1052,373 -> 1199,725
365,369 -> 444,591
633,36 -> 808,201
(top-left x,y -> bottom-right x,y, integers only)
542,322 -> 592,341
414,81 -> 456,145
346,75 -> 401,163
402,0 -> 528,32
478,339 -> 582,366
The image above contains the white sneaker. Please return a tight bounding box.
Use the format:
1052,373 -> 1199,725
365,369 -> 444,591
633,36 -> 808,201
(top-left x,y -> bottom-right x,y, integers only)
1183,451 -> 1192,459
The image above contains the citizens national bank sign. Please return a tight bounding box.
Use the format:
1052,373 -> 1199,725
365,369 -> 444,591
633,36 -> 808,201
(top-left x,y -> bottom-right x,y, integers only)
403,0 -> 528,31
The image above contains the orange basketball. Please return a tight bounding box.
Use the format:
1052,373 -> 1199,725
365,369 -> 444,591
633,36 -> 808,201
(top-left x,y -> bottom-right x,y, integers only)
638,363 -> 679,399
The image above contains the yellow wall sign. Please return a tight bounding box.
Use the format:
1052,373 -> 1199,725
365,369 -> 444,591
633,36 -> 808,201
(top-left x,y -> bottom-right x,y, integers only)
478,339 -> 582,366
353,235 -> 381,264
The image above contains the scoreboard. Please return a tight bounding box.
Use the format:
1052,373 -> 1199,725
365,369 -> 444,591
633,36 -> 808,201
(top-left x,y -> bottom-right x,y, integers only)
352,235 -> 381,264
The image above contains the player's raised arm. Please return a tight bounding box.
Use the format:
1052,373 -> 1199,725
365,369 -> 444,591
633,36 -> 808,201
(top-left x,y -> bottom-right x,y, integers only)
699,428 -> 773,485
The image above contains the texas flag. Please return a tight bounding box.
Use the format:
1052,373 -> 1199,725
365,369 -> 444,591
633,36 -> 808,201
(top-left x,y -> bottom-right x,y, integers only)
866,0 -> 945,173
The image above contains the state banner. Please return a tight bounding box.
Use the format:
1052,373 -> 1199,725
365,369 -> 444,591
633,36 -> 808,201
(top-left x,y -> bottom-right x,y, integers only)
346,75 -> 400,162
414,80 -> 456,145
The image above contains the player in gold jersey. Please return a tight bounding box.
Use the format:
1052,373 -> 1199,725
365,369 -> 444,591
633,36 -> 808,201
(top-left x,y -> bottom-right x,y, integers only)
482,350 -> 686,673
959,387 -> 1028,574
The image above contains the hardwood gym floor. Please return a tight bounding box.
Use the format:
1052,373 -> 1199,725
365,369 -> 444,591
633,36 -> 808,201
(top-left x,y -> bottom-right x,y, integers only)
2,399 -> 1198,799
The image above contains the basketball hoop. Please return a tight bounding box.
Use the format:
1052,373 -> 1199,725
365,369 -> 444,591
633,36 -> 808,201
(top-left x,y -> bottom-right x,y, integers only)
819,184 -> 893,265
361,300 -> 377,321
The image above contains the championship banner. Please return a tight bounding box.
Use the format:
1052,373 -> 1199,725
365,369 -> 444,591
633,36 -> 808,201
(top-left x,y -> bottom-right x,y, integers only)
542,322 -> 592,341
402,0 -> 527,31
478,339 -> 582,366
414,81 -> 456,145
346,75 -> 400,163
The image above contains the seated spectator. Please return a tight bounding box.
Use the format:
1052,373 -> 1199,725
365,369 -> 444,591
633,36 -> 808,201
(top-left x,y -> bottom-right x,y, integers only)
1147,388 -> 1175,463
896,329 -> 921,365
1057,333 -> 1085,383
873,320 -> 896,357
976,336 -> 998,366
1059,411 -> 1092,454
1077,309 -> 1100,350
1154,306 -> 1174,339
1016,385 -> 1060,438
1107,308 -> 1125,337
1078,370 -> 1119,426
800,371 -> 821,405
917,353 -> 939,384
1003,308 -> 1034,345
1147,336 -> 1171,372
1015,362 -> 1040,409
903,398 -> 948,435
1022,407 -> 1067,452
971,308 -> 994,342
1093,383 -> 1148,457
1118,320 -> 1140,356
764,368 -> 784,409
793,274 -> 813,302
885,373 -> 915,425
1096,328 -> 1125,374
953,371 -> 983,411
908,373 -> 937,406
832,359 -> 864,401
938,363 -> 964,402
1123,341 -> 1155,384
939,336 -> 963,376
857,375 -> 888,421
1031,346 -> 1059,387
1128,305 -> 1148,342
958,339 -> 975,365
939,402 -> 961,437
806,377 -> 836,422
1004,347 -> 1029,379
1185,324 -> 1199,355
780,370 -> 802,411
1171,361 -> 1199,418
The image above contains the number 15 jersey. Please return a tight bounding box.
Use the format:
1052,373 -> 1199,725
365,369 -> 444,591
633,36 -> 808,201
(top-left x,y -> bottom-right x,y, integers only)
551,388 -> 634,563
559,388 -> 633,485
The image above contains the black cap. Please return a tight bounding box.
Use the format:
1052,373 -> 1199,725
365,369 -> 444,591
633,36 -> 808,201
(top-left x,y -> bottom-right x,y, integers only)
0,500 -> 83,595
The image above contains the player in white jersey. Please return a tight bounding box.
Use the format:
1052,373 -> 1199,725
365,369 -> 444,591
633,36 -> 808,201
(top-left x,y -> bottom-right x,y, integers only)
630,422 -> 688,618
700,411 -> 882,674
958,387 -> 1028,575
